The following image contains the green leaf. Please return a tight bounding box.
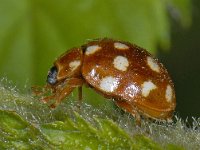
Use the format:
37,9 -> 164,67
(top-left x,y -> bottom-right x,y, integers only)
0,109 -> 161,149
0,82 -> 199,149
0,110 -> 53,149
166,144 -> 185,150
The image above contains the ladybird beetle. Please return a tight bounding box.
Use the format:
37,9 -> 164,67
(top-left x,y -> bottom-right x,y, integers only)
37,38 -> 176,122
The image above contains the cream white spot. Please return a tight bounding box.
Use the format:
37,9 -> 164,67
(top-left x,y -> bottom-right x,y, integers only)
85,45 -> 101,55
141,80 -> 157,97
113,56 -> 129,71
114,42 -> 129,50
69,60 -> 81,71
165,85 -> 173,102
99,76 -> 119,93
147,56 -> 160,73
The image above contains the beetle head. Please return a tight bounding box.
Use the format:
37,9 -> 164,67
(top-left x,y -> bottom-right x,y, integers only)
46,48 -> 83,85
47,66 -> 58,85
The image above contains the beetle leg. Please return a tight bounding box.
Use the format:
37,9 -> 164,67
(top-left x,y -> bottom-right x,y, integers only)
50,86 -> 75,108
31,85 -> 47,96
115,100 -> 141,126
41,94 -> 56,103
50,78 -> 84,108
32,84 -> 53,96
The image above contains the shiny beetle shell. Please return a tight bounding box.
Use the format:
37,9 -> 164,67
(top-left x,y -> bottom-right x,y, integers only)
44,38 -> 176,121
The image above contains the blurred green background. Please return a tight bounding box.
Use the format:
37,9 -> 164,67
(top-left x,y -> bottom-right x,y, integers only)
0,0 -> 199,119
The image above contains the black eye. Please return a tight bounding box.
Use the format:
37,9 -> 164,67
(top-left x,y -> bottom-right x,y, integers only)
47,66 -> 58,85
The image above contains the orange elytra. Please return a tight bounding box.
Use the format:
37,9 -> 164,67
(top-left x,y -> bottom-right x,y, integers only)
36,38 -> 176,122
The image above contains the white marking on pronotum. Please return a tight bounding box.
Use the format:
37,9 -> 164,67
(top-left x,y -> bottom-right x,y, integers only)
113,56 -> 129,71
165,85 -> 173,102
69,60 -> 81,71
147,56 -> 160,73
85,45 -> 101,55
114,42 -> 129,50
99,76 -> 119,92
141,80 -> 157,97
